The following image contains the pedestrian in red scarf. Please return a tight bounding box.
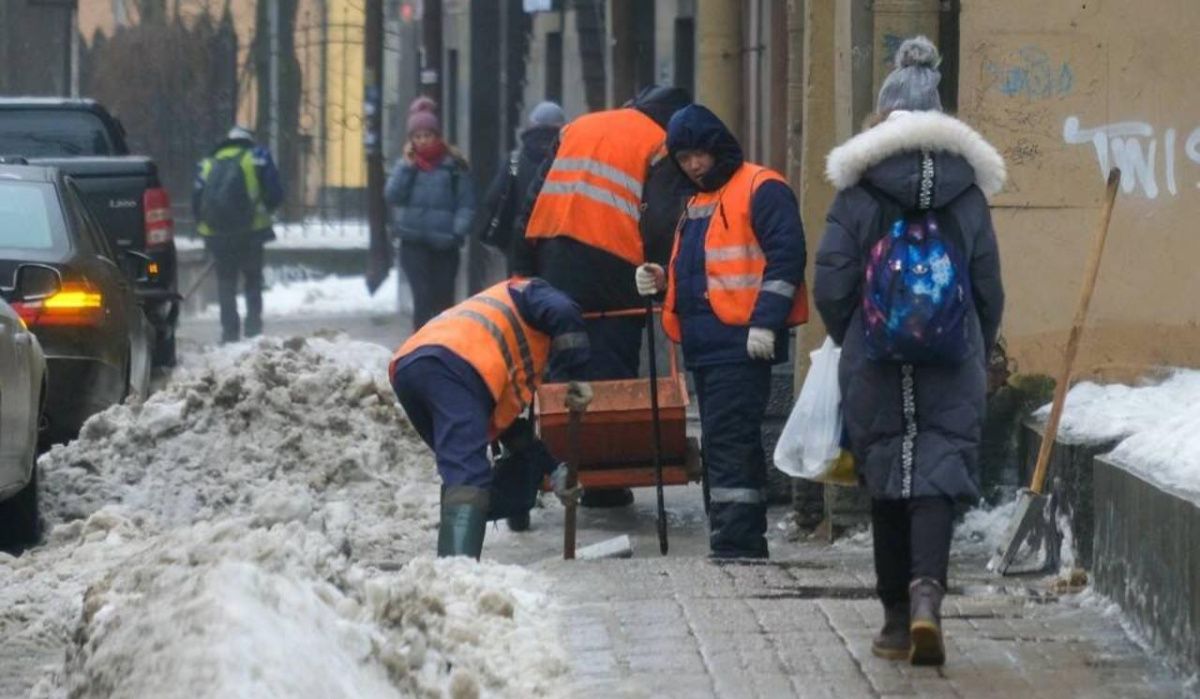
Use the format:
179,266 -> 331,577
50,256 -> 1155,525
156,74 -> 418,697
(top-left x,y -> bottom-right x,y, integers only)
386,98 -> 476,330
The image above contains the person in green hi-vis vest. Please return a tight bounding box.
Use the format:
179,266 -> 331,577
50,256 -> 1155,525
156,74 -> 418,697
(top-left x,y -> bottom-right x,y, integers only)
193,126 -> 284,344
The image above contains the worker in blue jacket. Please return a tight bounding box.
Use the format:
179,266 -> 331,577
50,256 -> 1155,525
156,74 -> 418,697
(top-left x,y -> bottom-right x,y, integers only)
390,277 -> 592,558
637,104 -> 808,559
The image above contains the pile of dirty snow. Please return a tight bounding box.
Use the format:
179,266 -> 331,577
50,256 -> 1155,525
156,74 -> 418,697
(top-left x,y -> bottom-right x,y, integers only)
39,335 -> 438,559
28,513 -> 566,699
1,336 -> 570,697
1035,371 -> 1200,496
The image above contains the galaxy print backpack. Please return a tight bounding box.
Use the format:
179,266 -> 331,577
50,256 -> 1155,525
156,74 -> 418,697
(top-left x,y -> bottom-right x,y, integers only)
859,153 -> 971,364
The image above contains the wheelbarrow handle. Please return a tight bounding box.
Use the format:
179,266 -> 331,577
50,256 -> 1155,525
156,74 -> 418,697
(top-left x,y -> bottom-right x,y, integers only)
644,297 -> 669,556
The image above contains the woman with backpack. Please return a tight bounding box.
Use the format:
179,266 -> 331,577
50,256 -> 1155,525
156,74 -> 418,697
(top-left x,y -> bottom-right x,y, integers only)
813,36 -> 1006,666
386,98 -> 476,330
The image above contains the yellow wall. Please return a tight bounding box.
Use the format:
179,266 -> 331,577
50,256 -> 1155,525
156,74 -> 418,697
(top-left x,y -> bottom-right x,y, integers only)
960,0 -> 1200,376
77,0 -> 364,193
325,0 -> 365,189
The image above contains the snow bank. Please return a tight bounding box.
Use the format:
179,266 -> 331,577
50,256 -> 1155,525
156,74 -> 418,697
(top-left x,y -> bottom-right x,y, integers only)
5,337 -> 569,697
39,336 -> 436,559
32,515 -> 565,699
196,271 -> 411,319
1035,371 -> 1200,496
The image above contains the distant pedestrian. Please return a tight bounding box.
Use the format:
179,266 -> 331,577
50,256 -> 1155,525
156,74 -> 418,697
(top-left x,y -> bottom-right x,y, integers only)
386,98 -> 476,330
635,104 -> 808,559
814,36 -> 1006,666
193,126 -> 284,344
474,101 -> 566,273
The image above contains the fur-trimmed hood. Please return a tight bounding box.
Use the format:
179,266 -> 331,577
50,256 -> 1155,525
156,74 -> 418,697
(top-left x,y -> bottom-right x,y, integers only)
825,111 -> 1005,201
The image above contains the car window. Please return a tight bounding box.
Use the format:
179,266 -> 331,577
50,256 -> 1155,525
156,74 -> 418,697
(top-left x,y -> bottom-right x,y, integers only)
65,182 -> 117,262
0,109 -> 114,156
0,180 -> 69,252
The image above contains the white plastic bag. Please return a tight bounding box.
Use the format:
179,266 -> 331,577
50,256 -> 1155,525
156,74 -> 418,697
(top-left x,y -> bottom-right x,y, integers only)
774,336 -> 844,481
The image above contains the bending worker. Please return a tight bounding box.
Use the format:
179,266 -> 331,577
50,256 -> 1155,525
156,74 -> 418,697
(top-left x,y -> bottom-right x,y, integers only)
636,105 -> 808,559
511,84 -> 691,509
389,277 -> 593,558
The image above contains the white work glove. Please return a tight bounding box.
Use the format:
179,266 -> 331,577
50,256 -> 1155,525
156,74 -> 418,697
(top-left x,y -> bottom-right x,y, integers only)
635,263 -> 666,297
549,463 -> 581,506
564,381 -> 594,412
747,327 -> 776,361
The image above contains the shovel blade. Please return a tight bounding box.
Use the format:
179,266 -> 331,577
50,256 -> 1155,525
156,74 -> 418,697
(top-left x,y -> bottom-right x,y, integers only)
989,489 -> 1060,576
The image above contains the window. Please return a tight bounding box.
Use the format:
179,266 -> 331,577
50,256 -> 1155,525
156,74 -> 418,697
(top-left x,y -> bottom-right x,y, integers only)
65,182 -> 116,262
0,110 -> 115,157
0,181 -> 67,252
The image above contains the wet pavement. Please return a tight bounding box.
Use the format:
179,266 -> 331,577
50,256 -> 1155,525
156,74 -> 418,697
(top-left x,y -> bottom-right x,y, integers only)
485,487 -> 1190,697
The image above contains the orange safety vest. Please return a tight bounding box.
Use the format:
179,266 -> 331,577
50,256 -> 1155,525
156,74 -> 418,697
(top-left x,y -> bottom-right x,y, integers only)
524,108 -> 665,266
662,163 -> 809,343
390,280 -> 551,436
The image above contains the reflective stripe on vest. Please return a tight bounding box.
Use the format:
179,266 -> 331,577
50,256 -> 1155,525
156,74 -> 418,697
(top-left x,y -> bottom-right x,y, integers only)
662,163 -> 810,343
390,280 -> 551,435
197,146 -> 271,237
525,108 -> 665,266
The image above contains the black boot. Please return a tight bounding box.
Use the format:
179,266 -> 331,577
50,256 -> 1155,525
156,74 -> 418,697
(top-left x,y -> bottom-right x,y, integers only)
872,602 -> 911,660
909,578 -> 946,666
580,488 -> 634,508
437,486 -> 489,559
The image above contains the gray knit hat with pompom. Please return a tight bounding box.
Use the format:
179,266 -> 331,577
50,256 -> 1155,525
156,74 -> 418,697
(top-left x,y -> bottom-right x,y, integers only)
876,36 -> 943,113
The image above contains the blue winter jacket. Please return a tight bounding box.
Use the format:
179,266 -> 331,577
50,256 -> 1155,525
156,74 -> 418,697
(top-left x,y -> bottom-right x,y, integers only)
386,146 -> 476,250
665,105 -> 807,368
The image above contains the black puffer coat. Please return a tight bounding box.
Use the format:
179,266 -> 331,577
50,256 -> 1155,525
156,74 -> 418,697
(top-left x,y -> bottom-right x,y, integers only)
814,110 -> 1006,502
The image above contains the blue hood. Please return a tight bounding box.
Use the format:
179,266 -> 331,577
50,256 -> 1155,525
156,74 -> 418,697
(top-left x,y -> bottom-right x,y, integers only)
666,104 -> 743,192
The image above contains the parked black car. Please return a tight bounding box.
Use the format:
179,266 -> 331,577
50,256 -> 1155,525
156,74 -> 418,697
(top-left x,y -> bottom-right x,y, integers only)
0,163 -> 152,445
0,97 -> 180,366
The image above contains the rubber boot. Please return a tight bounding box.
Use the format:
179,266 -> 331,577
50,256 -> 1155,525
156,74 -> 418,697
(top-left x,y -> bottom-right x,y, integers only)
909,578 -> 946,666
871,602 -> 911,660
437,486 -> 489,559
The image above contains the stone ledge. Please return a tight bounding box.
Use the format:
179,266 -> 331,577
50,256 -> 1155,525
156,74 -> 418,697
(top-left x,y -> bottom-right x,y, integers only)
1093,455 -> 1200,673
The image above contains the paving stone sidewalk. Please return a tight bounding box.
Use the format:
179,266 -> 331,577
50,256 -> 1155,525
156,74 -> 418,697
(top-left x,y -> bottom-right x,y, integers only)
539,545 -> 1190,698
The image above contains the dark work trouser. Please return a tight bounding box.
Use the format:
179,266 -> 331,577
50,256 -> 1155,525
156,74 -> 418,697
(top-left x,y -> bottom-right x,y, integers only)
391,356 -> 493,490
694,361 -> 773,558
400,241 -> 460,331
870,496 -> 956,607
211,240 -> 265,343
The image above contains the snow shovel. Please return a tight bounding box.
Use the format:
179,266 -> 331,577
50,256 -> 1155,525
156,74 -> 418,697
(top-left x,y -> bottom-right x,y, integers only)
990,167 -> 1121,576
645,298 -> 669,556
563,406 -> 582,559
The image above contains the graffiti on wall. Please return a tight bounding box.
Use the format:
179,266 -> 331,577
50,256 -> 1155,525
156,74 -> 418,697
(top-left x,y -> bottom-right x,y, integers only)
983,46 -> 1074,100
1064,116 -> 1200,199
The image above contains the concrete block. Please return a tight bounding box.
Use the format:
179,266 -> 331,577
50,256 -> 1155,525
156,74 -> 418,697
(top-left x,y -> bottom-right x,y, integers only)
1093,456 -> 1200,674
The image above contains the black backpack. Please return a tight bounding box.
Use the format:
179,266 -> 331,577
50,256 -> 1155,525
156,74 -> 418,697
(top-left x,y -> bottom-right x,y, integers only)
200,149 -> 256,235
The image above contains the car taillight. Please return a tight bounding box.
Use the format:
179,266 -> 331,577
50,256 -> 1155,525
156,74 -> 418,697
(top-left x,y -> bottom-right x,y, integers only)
144,187 -> 174,249
11,284 -> 105,327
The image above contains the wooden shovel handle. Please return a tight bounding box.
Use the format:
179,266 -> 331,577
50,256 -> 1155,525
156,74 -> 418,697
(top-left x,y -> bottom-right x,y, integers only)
1029,168 -> 1121,494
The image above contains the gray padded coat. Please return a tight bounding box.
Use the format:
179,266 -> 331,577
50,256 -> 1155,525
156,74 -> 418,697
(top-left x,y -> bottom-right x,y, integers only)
814,110 -> 1006,502
386,145 -> 476,250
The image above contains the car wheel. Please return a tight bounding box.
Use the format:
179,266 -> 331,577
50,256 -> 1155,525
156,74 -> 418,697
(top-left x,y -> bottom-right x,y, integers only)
0,457 -> 41,553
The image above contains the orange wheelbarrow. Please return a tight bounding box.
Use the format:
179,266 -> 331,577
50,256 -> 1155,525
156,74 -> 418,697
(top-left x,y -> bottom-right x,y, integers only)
536,304 -> 703,557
